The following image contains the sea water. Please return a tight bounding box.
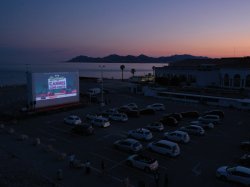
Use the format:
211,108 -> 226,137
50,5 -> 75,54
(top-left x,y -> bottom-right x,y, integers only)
0,62 -> 167,86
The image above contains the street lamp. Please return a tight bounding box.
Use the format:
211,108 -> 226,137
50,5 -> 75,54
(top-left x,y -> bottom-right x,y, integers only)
99,65 -> 105,107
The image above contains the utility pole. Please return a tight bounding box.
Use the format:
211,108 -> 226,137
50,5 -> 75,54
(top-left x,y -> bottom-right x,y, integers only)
99,65 -> 105,107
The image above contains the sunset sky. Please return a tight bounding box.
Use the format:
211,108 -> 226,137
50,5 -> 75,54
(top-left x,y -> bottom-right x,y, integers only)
1,0 -> 250,63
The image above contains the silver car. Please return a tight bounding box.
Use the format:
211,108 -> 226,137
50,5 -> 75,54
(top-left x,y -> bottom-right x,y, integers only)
126,154 -> 159,172
180,125 -> 205,136
164,130 -> 190,143
128,128 -> 153,141
216,166 -> 250,186
113,139 -> 142,153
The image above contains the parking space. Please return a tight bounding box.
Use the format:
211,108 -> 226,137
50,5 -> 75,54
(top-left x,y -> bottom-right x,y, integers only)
2,81 -> 250,187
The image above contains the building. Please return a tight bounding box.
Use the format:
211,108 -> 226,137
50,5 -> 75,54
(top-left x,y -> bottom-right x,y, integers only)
155,57 -> 250,89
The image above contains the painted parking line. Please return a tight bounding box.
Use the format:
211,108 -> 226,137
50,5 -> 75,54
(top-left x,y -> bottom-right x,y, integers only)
90,166 -> 123,183
38,129 -> 73,144
192,162 -> 201,176
90,152 -> 118,164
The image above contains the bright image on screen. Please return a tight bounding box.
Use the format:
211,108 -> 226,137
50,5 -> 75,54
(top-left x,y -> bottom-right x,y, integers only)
35,73 -> 77,101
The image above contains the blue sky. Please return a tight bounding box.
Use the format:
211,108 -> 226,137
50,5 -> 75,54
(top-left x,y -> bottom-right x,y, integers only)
1,0 -> 250,63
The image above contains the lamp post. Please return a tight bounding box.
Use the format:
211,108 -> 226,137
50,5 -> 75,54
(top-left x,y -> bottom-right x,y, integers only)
99,65 -> 105,107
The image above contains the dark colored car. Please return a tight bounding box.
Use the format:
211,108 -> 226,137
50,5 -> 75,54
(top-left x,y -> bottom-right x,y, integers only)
118,106 -> 140,117
203,110 -> 224,119
71,124 -> 94,136
181,111 -> 200,118
238,154 -> 250,167
140,108 -> 155,115
240,141 -> 250,151
160,116 -> 178,126
164,113 -> 182,121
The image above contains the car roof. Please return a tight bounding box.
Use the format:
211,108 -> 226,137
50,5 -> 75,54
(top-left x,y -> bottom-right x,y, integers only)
235,166 -> 250,174
136,128 -> 150,132
173,130 -> 187,135
189,125 -> 203,128
157,140 -> 178,146
69,115 -> 79,118
123,138 -> 139,143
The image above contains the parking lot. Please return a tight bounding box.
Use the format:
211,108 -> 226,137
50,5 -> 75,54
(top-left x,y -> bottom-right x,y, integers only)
1,80 -> 250,187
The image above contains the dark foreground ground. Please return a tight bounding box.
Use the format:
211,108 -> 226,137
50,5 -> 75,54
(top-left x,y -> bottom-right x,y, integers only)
0,79 -> 250,187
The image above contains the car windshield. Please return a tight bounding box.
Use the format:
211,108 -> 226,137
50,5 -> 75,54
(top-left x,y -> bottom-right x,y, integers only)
133,142 -> 140,147
136,155 -> 155,164
226,167 -> 236,173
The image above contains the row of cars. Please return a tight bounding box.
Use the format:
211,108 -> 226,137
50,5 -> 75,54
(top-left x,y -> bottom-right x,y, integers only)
62,103 -> 166,136
216,141 -> 250,186
112,110 -> 225,173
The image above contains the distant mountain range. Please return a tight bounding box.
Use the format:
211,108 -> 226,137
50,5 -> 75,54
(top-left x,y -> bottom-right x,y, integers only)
67,54 -> 209,63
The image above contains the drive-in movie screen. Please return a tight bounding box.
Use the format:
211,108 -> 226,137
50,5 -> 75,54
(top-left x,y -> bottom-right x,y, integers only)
31,72 -> 79,108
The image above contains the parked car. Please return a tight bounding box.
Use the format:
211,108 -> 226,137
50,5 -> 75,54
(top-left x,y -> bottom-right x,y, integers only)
118,106 -> 140,117
198,114 -> 221,125
160,116 -> 178,126
204,110 -> 224,119
64,115 -> 82,125
147,140 -> 180,157
128,128 -> 153,141
140,108 -> 155,115
181,111 -> 200,118
101,108 -> 119,118
164,113 -> 183,121
241,141 -> 250,151
216,166 -> 250,186
91,116 -> 110,128
190,120 -> 214,129
146,103 -> 165,111
85,113 -> 100,121
146,122 -> 164,132
123,103 -> 138,109
164,130 -> 190,143
179,125 -> 205,136
109,113 -> 128,122
126,154 -> 159,172
71,124 -> 94,135
238,154 -> 250,167
113,139 -> 143,153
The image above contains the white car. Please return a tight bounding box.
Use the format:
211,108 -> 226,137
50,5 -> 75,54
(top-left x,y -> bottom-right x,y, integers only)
126,154 -> 159,172
147,140 -> 180,157
216,166 -> 250,186
109,113 -> 128,122
91,116 -> 110,128
164,130 -> 190,143
123,103 -> 138,109
179,125 -> 205,136
146,103 -> 165,111
128,128 -> 153,141
190,120 -> 214,129
113,139 -> 142,153
198,114 -> 221,125
64,115 -> 82,125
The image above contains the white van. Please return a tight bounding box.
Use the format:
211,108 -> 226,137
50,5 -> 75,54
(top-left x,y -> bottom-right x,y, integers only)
86,88 -> 101,96
147,140 -> 180,157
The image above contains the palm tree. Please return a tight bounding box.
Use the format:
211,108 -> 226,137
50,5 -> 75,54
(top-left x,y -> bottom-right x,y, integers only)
120,64 -> 125,81
131,68 -> 136,77
152,66 -> 155,76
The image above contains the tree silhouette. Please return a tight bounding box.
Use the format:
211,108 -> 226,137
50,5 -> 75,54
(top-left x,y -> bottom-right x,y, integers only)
120,64 -> 125,81
131,68 -> 136,77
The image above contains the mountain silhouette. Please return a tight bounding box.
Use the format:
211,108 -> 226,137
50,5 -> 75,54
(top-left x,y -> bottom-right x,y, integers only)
67,54 -> 209,63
